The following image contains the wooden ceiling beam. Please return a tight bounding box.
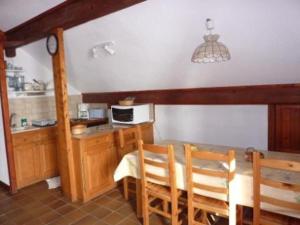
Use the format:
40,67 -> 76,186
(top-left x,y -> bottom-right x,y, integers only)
82,83 -> 300,105
4,0 -> 145,49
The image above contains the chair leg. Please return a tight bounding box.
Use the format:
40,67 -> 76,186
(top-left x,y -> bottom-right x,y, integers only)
123,177 -> 129,200
188,202 -> 194,225
163,200 -> 168,213
143,192 -> 150,225
171,202 -> 178,225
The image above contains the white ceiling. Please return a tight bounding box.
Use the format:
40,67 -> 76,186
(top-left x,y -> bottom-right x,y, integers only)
10,0 -> 300,93
0,0 -> 65,31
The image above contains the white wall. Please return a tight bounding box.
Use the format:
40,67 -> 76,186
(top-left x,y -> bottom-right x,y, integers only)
0,98 -> 10,185
60,0 -> 300,92
7,0 -> 300,93
154,105 -> 268,150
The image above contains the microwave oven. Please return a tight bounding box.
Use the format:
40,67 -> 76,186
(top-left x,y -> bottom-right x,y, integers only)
111,104 -> 153,124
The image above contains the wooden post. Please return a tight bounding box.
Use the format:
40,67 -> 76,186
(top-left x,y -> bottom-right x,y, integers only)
51,28 -> 76,201
0,31 -> 17,193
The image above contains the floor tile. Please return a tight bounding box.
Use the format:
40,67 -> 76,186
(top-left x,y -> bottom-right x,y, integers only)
89,206 -> 112,219
102,212 -> 125,225
80,202 -> 99,213
0,184 -> 146,225
64,209 -> 87,224
72,215 -> 98,225
56,204 -> 76,215
48,199 -> 67,209
101,199 -> 124,211
39,210 -> 61,224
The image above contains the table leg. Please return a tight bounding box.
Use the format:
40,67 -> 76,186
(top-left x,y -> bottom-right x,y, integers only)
136,178 -> 143,218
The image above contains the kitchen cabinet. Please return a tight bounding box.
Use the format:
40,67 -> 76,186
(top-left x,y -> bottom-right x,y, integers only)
72,122 -> 154,202
14,143 -> 41,188
12,127 -> 58,189
72,132 -> 118,202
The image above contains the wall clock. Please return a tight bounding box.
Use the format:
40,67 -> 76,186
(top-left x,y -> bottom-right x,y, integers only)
46,34 -> 58,56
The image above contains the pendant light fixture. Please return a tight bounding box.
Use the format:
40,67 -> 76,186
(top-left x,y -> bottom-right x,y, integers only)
191,18 -> 230,63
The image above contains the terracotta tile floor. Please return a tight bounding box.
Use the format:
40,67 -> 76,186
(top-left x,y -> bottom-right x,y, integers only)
0,182 -> 181,225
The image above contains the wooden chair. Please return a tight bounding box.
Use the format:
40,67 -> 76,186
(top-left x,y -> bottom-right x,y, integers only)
138,140 -> 183,225
184,144 -> 236,225
118,125 -> 141,200
253,151 -> 300,225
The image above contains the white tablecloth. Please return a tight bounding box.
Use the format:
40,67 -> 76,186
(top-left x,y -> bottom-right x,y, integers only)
114,140 -> 300,219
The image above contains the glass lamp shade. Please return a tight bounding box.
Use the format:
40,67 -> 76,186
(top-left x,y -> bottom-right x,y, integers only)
191,34 -> 230,63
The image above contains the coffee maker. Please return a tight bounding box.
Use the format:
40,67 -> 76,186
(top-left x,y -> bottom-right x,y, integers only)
77,103 -> 89,119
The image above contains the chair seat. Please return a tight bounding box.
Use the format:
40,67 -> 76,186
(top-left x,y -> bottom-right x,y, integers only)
193,194 -> 229,217
146,182 -> 181,201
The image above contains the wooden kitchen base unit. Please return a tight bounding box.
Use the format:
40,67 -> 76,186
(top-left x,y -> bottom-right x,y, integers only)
72,132 -> 118,202
12,127 -> 58,189
72,122 -> 154,202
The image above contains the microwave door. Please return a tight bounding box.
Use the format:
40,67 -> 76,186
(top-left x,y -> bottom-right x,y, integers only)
112,108 -> 133,122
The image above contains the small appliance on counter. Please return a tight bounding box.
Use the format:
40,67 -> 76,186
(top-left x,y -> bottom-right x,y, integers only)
78,103 -> 89,119
32,119 -> 56,127
111,103 -> 154,125
88,108 -> 106,119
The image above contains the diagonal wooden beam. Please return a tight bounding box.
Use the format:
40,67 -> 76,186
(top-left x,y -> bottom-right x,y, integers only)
5,0 -> 145,49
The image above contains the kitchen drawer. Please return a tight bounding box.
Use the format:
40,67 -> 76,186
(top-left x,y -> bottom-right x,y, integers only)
85,133 -> 114,148
39,127 -> 57,141
13,131 -> 40,146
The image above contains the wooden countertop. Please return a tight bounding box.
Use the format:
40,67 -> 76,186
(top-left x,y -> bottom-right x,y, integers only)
70,118 -> 108,127
72,122 -> 154,140
72,124 -> 130,140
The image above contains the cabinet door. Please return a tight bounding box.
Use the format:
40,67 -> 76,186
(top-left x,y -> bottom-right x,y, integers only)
14,143 -> 40,188
271,105 -> 300,153
82,137 -> 117,199
40,139 -> 58,178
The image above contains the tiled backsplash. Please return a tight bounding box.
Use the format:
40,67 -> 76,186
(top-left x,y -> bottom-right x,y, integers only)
9,95 -> 82,127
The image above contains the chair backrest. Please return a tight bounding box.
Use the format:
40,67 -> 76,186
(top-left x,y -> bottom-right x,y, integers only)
118,125 -> 141,158
253,151 -> 300,225
138,140 -> 177,201
185,144 -> 236,200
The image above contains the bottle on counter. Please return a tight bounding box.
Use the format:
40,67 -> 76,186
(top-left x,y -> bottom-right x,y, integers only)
21,117 -> 28,127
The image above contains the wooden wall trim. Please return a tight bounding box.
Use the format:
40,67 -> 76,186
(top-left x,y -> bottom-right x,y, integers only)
5,0 -> 145,49
0,31 -> 17,193
82,83 -> 300,105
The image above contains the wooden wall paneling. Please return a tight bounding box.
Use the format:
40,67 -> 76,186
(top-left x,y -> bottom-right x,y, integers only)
274,105 -> 300,153
51,28 -> 77,201
82,83 -> 300,105
268,105 -> 276,151
4,0 -> 145,50
0,31 -> 17,193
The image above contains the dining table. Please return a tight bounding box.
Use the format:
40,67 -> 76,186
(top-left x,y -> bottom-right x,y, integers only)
113,139 -> 300,224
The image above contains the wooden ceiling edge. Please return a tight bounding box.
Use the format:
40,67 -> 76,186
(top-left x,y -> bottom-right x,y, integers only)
4,0 -> 146,49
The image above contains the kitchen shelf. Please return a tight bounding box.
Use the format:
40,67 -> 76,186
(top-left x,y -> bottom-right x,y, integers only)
6,69 -> 24,72
13,90 -> 47,96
